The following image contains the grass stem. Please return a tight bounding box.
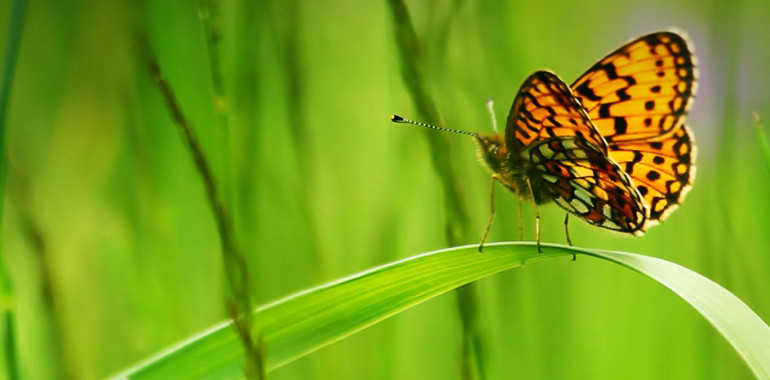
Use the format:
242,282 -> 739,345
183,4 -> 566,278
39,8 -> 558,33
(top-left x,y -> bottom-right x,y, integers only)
147,58 -> 264,379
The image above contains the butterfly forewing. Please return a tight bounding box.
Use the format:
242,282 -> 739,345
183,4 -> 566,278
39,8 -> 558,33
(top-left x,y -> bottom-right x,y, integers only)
571,31 -> 697,143
507,71 -> 648,233
506,71 -> 609,165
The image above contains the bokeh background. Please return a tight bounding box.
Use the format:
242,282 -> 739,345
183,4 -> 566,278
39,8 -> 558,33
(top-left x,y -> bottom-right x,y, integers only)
1,0 -> 770,379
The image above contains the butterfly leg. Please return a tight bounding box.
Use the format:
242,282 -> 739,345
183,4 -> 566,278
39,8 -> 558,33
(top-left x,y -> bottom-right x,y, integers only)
564,213 -> 575,260
525,177 -> 541,253
517,197 -> 524,240
479,175 -> 497,252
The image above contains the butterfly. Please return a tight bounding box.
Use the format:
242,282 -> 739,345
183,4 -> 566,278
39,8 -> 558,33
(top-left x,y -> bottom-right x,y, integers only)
392,31 -> 697,255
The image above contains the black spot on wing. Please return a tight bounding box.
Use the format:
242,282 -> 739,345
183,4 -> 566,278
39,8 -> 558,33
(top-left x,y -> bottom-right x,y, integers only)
598,104 -> 611,118
574,81 -> 601,101
646,170 -> 661,181
613,117 -> 628,134
616,88 -> 631,101
645,100 -> 655,111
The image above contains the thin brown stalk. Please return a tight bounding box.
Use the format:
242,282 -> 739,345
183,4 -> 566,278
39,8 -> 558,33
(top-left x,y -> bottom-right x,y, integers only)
147,58 -> 264,379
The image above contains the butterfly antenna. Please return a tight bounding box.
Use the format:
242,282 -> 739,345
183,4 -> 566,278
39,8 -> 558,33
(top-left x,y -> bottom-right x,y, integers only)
486,98 -> 498,133
390,115 -> 481,138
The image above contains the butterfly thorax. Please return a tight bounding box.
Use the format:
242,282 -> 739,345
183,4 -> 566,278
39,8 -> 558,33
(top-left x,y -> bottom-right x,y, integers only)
474,133 -> 551,204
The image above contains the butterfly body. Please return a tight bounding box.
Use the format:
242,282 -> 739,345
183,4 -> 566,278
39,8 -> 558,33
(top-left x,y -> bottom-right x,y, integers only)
474,133 -> 558,205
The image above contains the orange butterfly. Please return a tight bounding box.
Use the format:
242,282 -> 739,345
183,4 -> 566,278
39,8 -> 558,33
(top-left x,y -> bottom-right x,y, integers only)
392,31 -> 697,254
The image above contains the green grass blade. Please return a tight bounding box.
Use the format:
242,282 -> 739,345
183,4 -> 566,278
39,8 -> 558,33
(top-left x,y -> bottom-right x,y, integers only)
111,243 -> 770,379
588,249 -> 770,379
0,0 -> 28,378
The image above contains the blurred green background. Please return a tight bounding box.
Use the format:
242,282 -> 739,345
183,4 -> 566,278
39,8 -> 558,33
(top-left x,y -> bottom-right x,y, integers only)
1,0 -> 769,379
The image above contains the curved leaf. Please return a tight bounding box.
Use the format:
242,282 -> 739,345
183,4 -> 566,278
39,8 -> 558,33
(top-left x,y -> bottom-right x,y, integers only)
111,243 -> 770,379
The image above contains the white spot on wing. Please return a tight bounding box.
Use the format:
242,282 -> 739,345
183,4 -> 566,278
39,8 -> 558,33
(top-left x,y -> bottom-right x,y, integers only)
542,174 -> 559,183
554,197 -> 575,212
574,187 -> 594,205
602,219 -> 620,229
602,204 -> 613,219
571,199 -> 589,214
538,144 -> 554,157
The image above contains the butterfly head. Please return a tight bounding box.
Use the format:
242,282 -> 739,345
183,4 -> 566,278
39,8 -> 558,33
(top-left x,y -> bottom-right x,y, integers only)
473,133 -> 508,173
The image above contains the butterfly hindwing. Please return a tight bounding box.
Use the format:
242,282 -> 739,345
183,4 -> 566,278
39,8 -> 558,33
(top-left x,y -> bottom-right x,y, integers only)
528,137 -> 647,233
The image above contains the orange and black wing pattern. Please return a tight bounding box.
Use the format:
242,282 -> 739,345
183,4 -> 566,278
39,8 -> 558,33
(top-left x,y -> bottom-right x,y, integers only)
571,31 -> 697,143
506,71 -> 609,163
507,71 -> 647,233
570,31 -> 697,224
607,125 -> 695,222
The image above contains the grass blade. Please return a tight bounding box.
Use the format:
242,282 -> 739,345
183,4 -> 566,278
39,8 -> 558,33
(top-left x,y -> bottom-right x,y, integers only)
0,0 -> 28,378
111,243 -> 770,379
588,249 -> 770,379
